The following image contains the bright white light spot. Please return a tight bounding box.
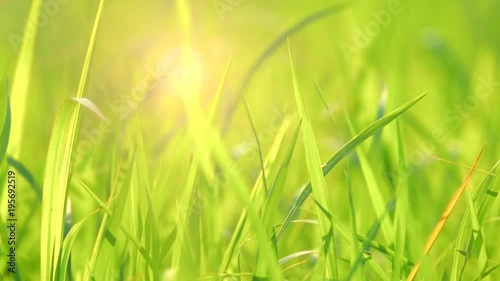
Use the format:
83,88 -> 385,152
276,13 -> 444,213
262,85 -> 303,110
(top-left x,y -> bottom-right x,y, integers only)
156,46 -> 204,98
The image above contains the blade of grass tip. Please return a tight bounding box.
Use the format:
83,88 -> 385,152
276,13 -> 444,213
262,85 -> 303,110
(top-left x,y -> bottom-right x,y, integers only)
407,145 -> 486,281
208,57 -> 232,122
1,79 -> 11,162
277,92 -> 428,240
346,112 -> 394,244
289,40 -> 338,280
9,0 -> 42,158
393,121 -> 408,281
221,1 -> 351,134
41,1 -> 105,276
254,120 -> 301,278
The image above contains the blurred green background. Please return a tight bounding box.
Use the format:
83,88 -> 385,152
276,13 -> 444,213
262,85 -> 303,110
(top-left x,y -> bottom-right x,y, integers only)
0,0 -> 499,280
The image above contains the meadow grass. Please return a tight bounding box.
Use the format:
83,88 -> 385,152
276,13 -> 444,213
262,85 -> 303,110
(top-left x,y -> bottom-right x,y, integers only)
1,0 -> 500,280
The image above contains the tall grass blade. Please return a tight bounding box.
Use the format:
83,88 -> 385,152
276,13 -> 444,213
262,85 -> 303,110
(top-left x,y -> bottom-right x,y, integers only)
407,146 -> 485,281
393,121 -> 408,281
254,120 -> 301,278
289,41 -> 338,280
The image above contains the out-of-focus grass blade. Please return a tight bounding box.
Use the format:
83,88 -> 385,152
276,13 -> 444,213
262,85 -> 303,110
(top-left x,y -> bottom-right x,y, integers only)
254,120 -> 301,278
243,98 -> 269,194
289,41 -> 338,280
1,79 -> 11,162
277,92 -> 428,240
208,57 -> 232,122
7,157 -> 42,200
407,146 -> 485,281
346,113 -> 394,244
9,0 -> 41,157
222,1 -> 351,133
393,121 -> 408,281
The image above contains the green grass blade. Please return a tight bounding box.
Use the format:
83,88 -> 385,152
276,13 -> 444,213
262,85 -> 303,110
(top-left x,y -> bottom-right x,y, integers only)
451,163 -> 499,281
1,79 -> 11,162
40,100 -> 83,281
345,157 -> 364,281
219,117 -> 291,274
277,92 -> 428,240
346,113 -> 394,244
243,98 -> 269,195
393,121 -> 408,281
289,41 -> 338,280
254,120 -> 301,278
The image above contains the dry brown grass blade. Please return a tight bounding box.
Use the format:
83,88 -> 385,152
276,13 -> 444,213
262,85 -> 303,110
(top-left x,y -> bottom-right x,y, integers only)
407,145 -> 486,281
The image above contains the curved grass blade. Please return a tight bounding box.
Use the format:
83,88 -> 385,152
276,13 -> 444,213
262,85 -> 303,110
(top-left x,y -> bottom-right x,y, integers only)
58,208 -> 101,281
7,156 -> 42,200
222,1 -> 351,133
277,92 -> 428,240
1,79 -> 11,162
407,146 -> 485,281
